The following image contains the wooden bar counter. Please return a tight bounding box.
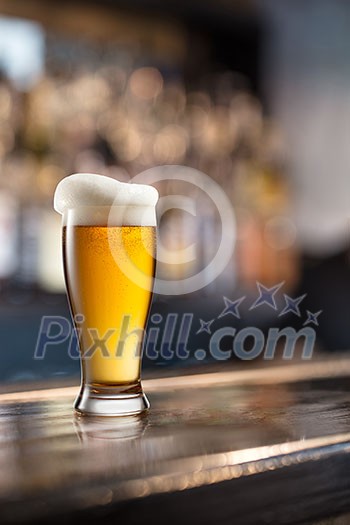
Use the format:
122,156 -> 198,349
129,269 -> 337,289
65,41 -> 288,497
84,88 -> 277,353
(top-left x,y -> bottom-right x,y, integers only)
1,358 -> 350,524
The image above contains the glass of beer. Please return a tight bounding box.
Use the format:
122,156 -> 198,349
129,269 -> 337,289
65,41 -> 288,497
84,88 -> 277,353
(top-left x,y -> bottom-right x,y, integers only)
54,173 -> 158,416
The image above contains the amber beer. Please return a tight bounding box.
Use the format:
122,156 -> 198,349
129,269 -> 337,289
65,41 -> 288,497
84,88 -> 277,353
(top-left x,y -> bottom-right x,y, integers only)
54,173 -> 158,416
63,225 -> 155,385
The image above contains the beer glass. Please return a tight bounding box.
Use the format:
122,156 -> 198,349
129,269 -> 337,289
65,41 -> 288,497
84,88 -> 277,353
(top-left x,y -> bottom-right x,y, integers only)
55,174 -> 157,416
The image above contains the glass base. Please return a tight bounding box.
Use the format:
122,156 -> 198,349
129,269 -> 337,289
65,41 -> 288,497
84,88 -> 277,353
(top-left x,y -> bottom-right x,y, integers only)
73,413 -> 148,441
74,384 -> 150,417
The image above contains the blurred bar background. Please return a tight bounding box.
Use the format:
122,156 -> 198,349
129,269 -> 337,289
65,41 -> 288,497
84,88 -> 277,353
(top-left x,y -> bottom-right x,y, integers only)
0,0 -> 349,384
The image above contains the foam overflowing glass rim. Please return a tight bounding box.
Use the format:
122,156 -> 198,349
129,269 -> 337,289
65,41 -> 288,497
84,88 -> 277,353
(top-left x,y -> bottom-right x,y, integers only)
54,173 -> 159,226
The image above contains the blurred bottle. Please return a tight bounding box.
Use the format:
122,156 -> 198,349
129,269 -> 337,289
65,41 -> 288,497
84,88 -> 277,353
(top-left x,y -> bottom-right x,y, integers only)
5,153 -> 41,293
235,159 -> 299,293
0,189 -> 19,292
16,206 -> 39,290
36,162 -> 65,293
37,207 -> 65,293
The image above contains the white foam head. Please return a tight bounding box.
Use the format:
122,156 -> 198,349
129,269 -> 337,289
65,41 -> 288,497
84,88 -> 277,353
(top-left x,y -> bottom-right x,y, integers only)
54,173 -> 158,226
